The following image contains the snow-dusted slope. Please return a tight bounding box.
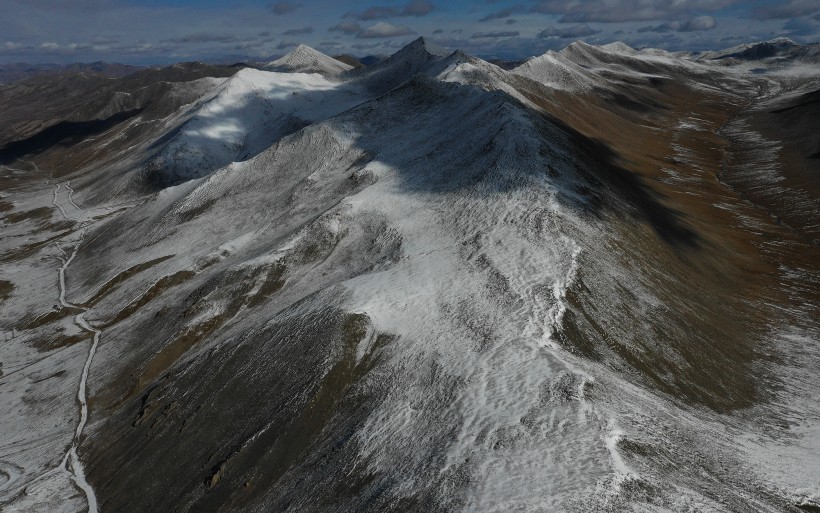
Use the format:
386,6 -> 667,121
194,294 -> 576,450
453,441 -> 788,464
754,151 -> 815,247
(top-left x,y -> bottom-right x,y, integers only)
352,36 -> 452,94
56,73 -> 633,512
143,67 -> 365,184
266,44 -> 353,77
512,50 -> 602,91
600,41 -> 638,55
1,37 -> 819,513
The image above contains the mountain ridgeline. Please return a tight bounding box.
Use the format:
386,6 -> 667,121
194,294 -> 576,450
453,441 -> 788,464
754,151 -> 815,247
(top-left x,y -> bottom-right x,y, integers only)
0,37 -> 819,513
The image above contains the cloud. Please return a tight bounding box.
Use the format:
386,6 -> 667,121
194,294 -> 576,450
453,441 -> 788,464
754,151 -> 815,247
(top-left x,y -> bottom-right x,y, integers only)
351,42 -> 380,49
639,16 -> 717,32
480,7 -> 517,21
271,1 -> 299,15
345,0 -> 435,20
537,24 -> 600,38
782,17 -> 820,36
276,41 -> 298,50
346,6 -> 397,20
90,36 -> 118,45
402,0 -> 435,16
40,42 -> 60,50
752,0 -> 820,19
168,33 -> 238,44
329,21 -> 364,35
506,19 -> 518,25
679,16 -> 717,31
282,27 -> 314,35
433,28 -> 444,34
3,41 -> 23,50
530,0 -> 736,23
357,21 -> 416,38
66,42 -> 93,51
471,31 -> 520,38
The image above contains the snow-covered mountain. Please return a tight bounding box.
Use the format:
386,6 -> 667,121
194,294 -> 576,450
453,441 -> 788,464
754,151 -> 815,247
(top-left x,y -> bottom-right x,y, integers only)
512,50 -> 602,91
265,44 -> 353,76
1,38 -> 819,513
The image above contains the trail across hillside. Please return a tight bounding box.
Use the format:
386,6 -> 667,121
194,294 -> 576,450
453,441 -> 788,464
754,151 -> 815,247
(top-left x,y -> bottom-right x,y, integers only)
52,185 -> 99,513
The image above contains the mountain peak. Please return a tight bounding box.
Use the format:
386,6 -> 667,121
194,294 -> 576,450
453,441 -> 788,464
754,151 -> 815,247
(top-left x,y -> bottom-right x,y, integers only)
601,41 -> 637,55
764,37 -> 798,46
266,44 -> 352,76
290,44 -> 327,58
397,37 -> 450,59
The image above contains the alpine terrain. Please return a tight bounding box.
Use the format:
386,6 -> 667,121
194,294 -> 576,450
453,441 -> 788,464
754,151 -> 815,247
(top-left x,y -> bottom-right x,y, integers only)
0,37 -> 818,512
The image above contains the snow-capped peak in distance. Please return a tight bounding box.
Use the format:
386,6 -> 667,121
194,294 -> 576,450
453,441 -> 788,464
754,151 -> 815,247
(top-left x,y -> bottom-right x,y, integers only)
511,50 -> 601,91
266,44 -> 353,77
600,41 -> 638,55
764,37 -> 799,46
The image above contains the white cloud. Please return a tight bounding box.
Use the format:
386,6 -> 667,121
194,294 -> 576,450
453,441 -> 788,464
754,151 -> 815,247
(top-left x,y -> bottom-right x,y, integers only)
357,21 -> 415,38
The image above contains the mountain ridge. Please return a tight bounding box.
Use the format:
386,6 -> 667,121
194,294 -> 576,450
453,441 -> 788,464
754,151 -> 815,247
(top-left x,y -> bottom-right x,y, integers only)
0,35 -> 818,513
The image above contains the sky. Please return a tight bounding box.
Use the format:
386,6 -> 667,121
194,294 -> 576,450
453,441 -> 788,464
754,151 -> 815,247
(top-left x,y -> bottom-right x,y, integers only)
2,0 -> 820,65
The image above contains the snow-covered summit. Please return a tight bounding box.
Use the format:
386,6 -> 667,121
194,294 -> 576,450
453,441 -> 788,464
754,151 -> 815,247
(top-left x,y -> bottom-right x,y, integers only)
600,41 -> 638,55
266,44 -> 353,77
512,50 -> 601,91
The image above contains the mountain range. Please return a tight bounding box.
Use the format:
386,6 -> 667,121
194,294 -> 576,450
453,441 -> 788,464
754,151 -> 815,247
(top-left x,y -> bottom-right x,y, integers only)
0,37 -> 818,512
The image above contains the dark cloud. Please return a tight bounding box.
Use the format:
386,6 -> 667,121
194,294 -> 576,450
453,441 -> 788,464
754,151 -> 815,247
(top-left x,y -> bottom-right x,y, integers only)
276,41 -> 298,50
346,6 -> 397,20
357,22 -> 416,38
638,16 -> 717,32
258,31 -> 271,37
282,27 -> 314,35
538,24 -> 600,38
271,1 -> 300,15
402,0 -> 435,16
472,31 -> 520,38
451,29 -> 463,34
480,7 -> 517,21
530,0 -> 736,23
433,28 -> 444,34
782,17 -> 820,36
352,41 -> 387,50
345,0 -> 435,20
167,33 -> 239,44
679,16 -> 718,31
90,36 -> 119,45
328,21 -> 364,35
752,0 -> 820,20
506,19 -> 518,25
233,41 -> 263,51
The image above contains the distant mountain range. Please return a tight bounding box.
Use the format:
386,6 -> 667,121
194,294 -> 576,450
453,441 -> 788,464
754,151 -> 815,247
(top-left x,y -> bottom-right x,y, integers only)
0,61 -> 144,84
